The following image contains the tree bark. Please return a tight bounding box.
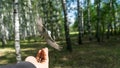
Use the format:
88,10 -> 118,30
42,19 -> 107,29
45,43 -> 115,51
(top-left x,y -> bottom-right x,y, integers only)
96,0 -> 101,42
87,0 -> 92,41
0,1 -> 7,47
77,0 -> 82,44
14,0 -> 22,63
111,0 -> 116,35
61,0 -> 72,52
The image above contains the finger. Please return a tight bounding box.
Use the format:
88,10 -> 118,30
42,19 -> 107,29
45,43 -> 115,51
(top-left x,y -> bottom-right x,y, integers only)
41,47 -> 49,63
36,50 -> 41,62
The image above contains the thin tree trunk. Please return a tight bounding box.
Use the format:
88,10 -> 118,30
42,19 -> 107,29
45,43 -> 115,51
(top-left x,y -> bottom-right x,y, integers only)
77,0 -> 82,44
49,0 -> 54,40
14,0 -> 22,63
110,0 -> 114,35
0,1 -> 7,47
107,24 -> 110,39
101,20 -> 105,42
111,0 -> 116,35
115,11 -> 119,35
0,15 -> 7,47
87,0 -> 92,41
61,0 -> 72,52
28,0 -> 33,36
107,0 -> 113,39
96,0 -> 101,42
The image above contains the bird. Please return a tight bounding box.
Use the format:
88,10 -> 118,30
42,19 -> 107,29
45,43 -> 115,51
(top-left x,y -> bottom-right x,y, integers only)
36,17 -> 61,51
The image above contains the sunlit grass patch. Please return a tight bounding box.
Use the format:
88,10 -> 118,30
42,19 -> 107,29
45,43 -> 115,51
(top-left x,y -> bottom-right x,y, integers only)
0,48 -> 15,52
0,49 -> 16,65
0,60 -> 8,65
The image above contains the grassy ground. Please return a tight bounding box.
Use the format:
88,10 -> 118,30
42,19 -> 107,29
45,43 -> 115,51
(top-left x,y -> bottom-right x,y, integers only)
0,35 -> 120,68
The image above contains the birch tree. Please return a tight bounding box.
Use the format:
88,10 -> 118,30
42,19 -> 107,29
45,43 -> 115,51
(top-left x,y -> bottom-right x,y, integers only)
13,0 -> 21,63
0,0 -> 7,47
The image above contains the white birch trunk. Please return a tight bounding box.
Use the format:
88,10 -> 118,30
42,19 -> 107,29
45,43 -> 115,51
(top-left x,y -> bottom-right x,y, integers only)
0,14 -> 7,47
14,0 -> 21,63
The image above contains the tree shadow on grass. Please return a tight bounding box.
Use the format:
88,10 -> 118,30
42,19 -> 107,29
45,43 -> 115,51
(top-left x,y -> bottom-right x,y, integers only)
0,52 -> 16,65
0,41 -> 48,65
1,37 -> 120,68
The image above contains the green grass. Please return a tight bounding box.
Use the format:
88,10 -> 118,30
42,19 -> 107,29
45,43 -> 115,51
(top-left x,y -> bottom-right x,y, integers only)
0,35 -> 120,68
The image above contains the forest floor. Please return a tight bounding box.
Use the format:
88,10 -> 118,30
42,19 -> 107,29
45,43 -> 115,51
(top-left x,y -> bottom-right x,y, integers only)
0,34 -> 120,68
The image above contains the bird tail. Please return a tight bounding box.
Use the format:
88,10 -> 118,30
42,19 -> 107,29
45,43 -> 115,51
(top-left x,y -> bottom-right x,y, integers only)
45,38 -> 61,51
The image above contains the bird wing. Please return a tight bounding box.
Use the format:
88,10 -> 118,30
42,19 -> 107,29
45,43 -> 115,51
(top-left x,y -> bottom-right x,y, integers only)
36,17 -> 61,50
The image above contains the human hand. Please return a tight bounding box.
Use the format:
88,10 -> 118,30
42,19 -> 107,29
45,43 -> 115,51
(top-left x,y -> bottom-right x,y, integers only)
25,48 -> 49,68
